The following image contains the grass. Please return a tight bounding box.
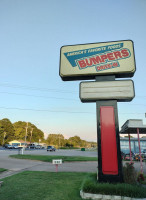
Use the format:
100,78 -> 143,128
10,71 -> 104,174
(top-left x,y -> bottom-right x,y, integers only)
10,154 -> 97,162
0,171 -> 86,200
0,168 -> 7,173
81,173 -> 146,198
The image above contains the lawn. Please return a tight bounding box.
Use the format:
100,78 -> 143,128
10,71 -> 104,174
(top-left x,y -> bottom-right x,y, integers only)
10,154 -> 97,162
0,168 -> 7,173
0,171 -> 86,200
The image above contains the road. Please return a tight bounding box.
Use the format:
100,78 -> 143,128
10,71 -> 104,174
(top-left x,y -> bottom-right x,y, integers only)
0,148 -> 146,179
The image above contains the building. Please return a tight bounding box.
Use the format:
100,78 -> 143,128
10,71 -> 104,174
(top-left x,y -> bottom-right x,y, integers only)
9,140 -> 29,147
120,137 -> 146,153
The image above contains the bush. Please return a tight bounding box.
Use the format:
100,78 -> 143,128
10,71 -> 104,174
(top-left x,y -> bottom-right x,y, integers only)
137,173 -> 145,183
81,173 -> 146,198
123,162 -> 137,184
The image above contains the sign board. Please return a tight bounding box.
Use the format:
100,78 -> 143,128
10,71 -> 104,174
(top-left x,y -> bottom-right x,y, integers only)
80,80 -> 135,102
52,159 -> 62,165
60,40 -> 136,81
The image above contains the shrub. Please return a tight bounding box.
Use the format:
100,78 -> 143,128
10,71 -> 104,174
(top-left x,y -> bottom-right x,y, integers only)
137,173 -> 145,183
123,162 -> 137,184
81,173 -> 146,198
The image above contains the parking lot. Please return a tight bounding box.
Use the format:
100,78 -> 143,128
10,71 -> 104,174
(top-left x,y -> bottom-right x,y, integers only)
0,148 -> 146,179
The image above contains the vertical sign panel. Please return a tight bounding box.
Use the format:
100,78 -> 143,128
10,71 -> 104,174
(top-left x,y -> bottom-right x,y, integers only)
100,106 -> 118,175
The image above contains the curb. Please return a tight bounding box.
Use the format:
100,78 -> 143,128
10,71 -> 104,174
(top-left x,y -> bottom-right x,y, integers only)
80,190 -> 146,200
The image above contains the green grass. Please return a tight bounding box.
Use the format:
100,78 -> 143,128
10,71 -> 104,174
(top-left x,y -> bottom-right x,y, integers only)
0,168 -> 7,173
81,173 -> 146,198
10,154 -> 97,162
0,171 -> 86,200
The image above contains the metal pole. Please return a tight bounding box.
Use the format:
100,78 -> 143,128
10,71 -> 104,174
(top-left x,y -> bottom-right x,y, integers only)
25,122 -> 28,149
2,132 -> 6,146
128,134 -> 132,163
56,164 -> 58,172
30,128 -> 33,144
137,128 -> 143,174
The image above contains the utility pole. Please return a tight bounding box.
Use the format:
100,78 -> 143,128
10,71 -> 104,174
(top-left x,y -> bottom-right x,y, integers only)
25,122 -> 28,148
58,134 -> 60,149
30,128 -> 33,144
2,132 -> 6,146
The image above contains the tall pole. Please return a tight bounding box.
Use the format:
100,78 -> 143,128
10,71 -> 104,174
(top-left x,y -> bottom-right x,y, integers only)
128,134 -> 132,163
2,132 -> 6,146
25,122 -> 28,148
30,128 -> 33,144
59,134 -> 60,149
137,128 -> 143,174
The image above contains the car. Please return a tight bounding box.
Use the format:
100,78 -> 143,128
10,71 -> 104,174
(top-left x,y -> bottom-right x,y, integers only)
5,144 -> 13,149
121,150 -> 134,160
134,154 -> 144,161
142,149 -> 146,155
36,145 -> 43,149
27,144 -> 37,149
12,145 -> 19,149
47,146 -> 56,151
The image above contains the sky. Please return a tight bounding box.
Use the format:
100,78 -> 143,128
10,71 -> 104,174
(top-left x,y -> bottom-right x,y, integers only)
0,0 -> 146,142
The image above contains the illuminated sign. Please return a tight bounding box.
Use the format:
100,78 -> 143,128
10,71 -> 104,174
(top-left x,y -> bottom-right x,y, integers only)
60,40 -> 136,80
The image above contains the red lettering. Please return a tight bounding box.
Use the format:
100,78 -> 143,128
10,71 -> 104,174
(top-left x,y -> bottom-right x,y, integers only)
107,53 -> 115,60
113,51 -> 122,59
78,60 -> 86,68
85,59 -> 92,66
100,55 -> 108,63
121,49 -> 129,57
113,62 -> 118,67
90,56 -> 102,64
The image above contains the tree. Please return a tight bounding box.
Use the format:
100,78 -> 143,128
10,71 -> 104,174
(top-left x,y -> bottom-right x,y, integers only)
46,134 -> 65,147
13,121 -> 44,143
0,118 -> 15,144
68,136 -> 82,147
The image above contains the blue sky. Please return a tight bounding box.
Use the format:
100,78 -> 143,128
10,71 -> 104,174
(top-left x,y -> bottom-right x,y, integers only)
0,0 -> 146,141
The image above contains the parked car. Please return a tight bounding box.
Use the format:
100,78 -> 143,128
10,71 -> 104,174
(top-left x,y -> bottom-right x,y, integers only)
134,154 -> 144,161
142,149 -> 146,155
12,145 -> 19,149
36,145 -> 42,149
4,144 -> 13,149
121,150 -> 134,160
47,146 -> 56,151
27,144 -> 37,149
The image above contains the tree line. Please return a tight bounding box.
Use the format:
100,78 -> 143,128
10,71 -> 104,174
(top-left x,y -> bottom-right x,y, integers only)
0,118 -> 97,148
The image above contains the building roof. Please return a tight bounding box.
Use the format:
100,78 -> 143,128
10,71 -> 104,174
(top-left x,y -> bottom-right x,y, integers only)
120,119 -> 146,134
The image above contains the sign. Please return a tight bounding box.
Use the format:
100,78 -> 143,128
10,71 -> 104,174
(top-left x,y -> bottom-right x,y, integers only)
52,159 -> 62,165
60,40 -> 136,80
80,80 -> 135,102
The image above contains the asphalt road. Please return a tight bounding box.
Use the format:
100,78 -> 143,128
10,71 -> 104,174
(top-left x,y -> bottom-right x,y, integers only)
0,148 -> 146,179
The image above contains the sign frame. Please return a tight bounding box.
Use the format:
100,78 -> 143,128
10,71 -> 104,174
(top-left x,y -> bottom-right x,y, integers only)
79,80 -> 135,102
59,40 -> 136,81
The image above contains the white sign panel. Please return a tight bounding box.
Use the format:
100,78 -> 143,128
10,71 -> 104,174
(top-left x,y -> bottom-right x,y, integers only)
52,159 -> 62,165
60,40 -> 136,81
80,80 -> 135,102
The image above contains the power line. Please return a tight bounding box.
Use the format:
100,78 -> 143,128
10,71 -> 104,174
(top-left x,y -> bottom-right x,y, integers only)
1,91 -> 146,105
0,91 -> 78,101
0,106 -> 94,114
0,83 -> 76,93
0,106 -> 145,115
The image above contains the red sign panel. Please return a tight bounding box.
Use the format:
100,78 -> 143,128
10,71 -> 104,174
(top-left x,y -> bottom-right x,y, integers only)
100,106 -> 118,175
